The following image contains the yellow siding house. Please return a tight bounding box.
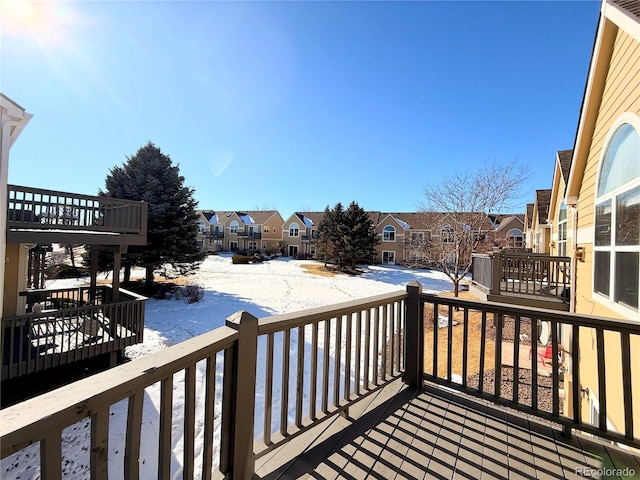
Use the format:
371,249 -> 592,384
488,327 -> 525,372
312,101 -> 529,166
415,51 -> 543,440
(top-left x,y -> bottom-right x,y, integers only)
562,0 -> 640,440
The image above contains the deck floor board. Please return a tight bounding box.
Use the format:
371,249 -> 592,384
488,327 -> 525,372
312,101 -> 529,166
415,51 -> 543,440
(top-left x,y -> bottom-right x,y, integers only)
256,378 -> 640,479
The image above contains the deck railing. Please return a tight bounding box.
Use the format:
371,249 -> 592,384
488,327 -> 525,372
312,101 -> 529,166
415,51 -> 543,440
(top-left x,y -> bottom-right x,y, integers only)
1,284 -> 638,480
472,251 -> 571,304
7,185 -> 147,243
2,287 -> 145,381
471,253 -> 492,289
0,291 -> 406,480
407,287 -> 640,450
20,285 -> 109,312
237,231 -> 262,239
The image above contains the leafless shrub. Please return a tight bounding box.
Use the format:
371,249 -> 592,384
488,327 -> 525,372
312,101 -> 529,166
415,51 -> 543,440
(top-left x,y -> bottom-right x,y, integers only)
182,284 -> 205,304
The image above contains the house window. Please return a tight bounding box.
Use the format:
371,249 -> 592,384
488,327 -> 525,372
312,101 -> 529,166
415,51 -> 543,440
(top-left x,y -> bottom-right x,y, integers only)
289,222 -> 299,237
594,122 -> 640,312
382,251 -> 395,264
383,225 -> 396,242
507,229 -> 524,249
272,227 -> 276,233
558,203 -> 567,256
198,220 -> 206,233
264,226 -> 269,233
442,226 -> 455,243
230,220 -> 239,234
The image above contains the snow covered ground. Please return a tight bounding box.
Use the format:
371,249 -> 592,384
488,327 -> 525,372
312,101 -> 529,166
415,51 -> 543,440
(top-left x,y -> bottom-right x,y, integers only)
2,255 -> 452,480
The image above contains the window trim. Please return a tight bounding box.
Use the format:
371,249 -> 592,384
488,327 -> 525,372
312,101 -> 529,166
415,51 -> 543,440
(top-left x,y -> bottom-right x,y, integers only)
441,225 -> 455,244
507,228 -> 524,249
289,222 -> 300,238
558,202 -> 568,257
229,220 -> 239,234
382,225 -> 396,242
592,112 -> 640,316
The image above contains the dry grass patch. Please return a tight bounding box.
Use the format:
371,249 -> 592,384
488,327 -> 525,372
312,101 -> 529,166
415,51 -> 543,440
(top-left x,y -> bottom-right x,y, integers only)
300,263 -> 338,277
423,291 -> 496,379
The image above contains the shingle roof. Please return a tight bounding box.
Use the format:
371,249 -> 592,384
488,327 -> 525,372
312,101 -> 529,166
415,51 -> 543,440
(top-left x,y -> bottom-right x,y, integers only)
557,150 -> 573,185
240,210 -> 280,225
610,0 -> 640,21
526,203 -> 534,228
295,212 -> 326,227
536,190 -> 552,224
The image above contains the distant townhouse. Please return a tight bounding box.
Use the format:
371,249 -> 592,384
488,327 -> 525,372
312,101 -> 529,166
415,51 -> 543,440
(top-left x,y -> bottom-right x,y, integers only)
196,210 -> 285,254
487,214 -> 526,249
222,211 -> 285,254
374,213 -> 428,265
196,210 -> 225,252
281,212 -> 325,258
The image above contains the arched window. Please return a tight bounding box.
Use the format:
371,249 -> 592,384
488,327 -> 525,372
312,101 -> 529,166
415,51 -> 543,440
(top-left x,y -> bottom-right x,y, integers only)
230,220 -> 239,234
594,121 -> 640,312
198,220 -> 205,233
289,222 -> 299,237
507,228 -> 523,248
441,226 -> 455,243
383,225 -> 396,242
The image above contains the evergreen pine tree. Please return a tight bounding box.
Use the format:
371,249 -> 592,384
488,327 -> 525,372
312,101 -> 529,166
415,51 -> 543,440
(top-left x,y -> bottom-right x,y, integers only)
340,202 -> 378,269
315,202 -> 344,268
315,205 -> 334,267
99,142 -> 204,286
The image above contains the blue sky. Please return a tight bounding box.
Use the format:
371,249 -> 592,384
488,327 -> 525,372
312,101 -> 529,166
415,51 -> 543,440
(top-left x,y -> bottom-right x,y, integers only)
2,0 -> 600,218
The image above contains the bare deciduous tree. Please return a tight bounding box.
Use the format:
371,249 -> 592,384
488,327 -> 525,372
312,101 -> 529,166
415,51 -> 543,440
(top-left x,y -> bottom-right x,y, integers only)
419,160 -> 530,296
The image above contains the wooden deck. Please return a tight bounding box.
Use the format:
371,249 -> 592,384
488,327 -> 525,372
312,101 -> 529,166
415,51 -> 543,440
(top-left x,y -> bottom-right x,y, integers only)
255,379 -> 640,480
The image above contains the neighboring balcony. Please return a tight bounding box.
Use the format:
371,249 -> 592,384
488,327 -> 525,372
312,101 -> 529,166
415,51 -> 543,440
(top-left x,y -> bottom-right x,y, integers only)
471,250 -> 571,311
2,285 -> 145,381
206,231 -> 225,239
7,184 -> 147,246
3,184 -> 149,382
237,231 -> 262,239
301,235 -> 315,242
2,285 -> 638,479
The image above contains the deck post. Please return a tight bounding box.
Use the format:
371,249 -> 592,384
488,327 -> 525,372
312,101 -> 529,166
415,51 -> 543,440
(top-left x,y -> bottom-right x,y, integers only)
90,248 -> 98,305
491,250 -> 501,295
224,311 -> 259,480
112,249 -> 121,303
404,281 -> 423,389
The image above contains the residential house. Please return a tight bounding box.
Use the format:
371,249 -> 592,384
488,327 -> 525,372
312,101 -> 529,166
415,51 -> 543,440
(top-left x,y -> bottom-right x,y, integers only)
374,212 -> 427,265
530,189 -> 552,253
250,210 -> 285,255
281,212 -> 324,258
196,210 -> 224,253
1,94 -> 148,381
487,214 -> 526,249
556,0 -> 640,435
548,150 -> 574,258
